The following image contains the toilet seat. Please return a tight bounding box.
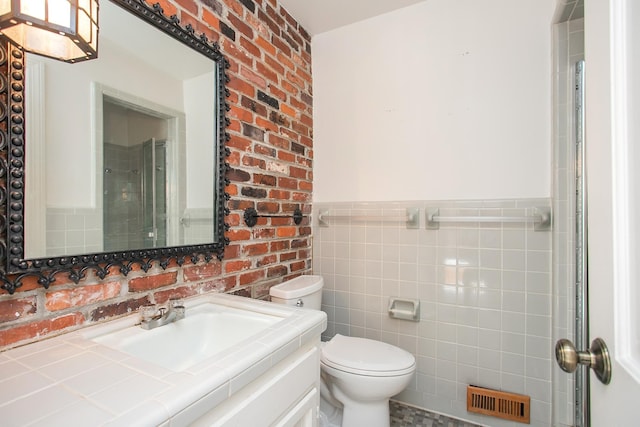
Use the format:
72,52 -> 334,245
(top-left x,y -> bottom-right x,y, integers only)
321,334 -> 415,377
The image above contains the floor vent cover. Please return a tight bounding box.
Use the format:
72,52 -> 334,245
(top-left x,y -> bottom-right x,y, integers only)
466,385 -> 530,424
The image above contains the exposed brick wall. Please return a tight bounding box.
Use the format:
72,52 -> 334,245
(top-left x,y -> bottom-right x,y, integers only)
0,0 -> 313,350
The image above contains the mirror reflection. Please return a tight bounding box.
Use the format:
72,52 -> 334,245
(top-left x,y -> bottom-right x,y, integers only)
24,0 -> 218,259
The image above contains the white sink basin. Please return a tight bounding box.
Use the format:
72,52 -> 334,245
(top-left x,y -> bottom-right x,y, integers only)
89,301 -> 282,371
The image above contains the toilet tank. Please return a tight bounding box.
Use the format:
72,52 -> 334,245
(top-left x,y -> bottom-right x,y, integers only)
269,275 -> 324,310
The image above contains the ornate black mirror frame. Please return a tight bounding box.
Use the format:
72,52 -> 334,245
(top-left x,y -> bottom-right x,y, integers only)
0,0 -> 230,294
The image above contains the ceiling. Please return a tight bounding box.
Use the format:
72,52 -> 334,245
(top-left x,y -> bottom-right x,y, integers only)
277,0 -> 427,36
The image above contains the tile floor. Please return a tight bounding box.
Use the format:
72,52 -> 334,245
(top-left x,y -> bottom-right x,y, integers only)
390,401 -> 483,427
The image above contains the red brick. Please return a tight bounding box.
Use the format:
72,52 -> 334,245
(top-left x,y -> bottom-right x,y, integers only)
293,192 -> 312,202
269,134 -> 290,149
277,51 -> 294,70
253,228 -> 276,239
0,297 -> 37,323
174,0 -> 198,15
300,135 -> 312,148
243,243 -> 269,256
271,241 -> 290,252
228,13 -> 254,39
298,181 -> 313,192
183,262 -> 222,282
228,118 -> 241,132
225,260 -> 252,273
246,14 -> 270,39
0,313 -> 84,348
154,286 -> 199,303
292,120 -> 309,136
226,229 -> 252,241
280,79 -> 298,97
295,66 -> 311,83
229,105 -> 254,123
278,150 -> 295,162
256,61 -> 279,84
202,9 -> 220,31
280,128 -> 300,141
256,116 -> 278,132
276,227 -> 297,238
280,103 -> 297,118
285,71 -> 305,90
240,66 -> 267,90
264,55 -> 286,77
228,76 -> 255,97
257,254 -> 278,267
269,189 -> 291,200
272,36 -> 292,57
202,276 -> 237,293
255,36 -> 276,56
222,0 -> 244,16
301,113 -> 312,128
289,166 -> 307,179
46,282 -> 121,312
222,38 -> 253,67
240,270 -> 265,285
129,272 -> 178,292
267,265 -> 288,277
290,260 -> 306,272
266,4 -> 285,27
280,251 -> 297,261
242,155 -> 266,169
228,134 -> 253,152
278,177 -> 298,190
224,244 -> 241,259
226,183 -> 239,197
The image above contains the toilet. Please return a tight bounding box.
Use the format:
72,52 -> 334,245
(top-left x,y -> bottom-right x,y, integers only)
270,275 -> 416,427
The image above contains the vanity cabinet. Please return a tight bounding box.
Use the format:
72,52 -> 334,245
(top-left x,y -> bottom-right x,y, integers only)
188,343 -> 320,426
0,294 -> 326,427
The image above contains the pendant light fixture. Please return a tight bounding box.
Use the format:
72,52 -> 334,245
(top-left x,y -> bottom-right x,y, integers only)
0,0 -> 98,63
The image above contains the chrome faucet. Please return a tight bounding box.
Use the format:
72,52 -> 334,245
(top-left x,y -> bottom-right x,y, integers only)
140,301 -> 185,330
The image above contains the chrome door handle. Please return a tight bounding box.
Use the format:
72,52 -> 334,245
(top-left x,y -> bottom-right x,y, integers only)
555,337 -> 612,385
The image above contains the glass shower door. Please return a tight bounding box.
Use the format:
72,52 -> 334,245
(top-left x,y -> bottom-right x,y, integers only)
142,138 -> 167,249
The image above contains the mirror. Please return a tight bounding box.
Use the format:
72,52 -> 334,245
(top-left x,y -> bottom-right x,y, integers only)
0,0 -> 230,293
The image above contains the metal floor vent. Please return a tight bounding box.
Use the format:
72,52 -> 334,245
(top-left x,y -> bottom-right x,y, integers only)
466,385 -> 530,424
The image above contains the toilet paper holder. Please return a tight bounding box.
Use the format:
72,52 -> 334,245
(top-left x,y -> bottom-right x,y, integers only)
388,297 -> 420,321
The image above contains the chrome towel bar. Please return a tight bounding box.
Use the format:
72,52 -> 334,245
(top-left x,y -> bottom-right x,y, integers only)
425,206 -> 551,231
318,207 -> 420,229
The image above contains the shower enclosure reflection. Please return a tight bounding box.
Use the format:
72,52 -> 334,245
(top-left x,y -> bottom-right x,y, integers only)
102,97 -> 172,252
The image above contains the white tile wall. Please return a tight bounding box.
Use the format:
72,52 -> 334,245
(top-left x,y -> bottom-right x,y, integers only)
46,208 -> 103,257
313,199 -> 552,427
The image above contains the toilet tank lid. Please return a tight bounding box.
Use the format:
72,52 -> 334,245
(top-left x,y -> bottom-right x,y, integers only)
269,275 -> 324,299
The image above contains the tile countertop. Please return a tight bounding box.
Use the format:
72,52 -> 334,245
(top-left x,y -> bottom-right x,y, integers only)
0,293 -> 327,427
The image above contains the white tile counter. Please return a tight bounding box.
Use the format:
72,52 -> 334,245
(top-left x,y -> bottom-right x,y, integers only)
0,294 -> 327,426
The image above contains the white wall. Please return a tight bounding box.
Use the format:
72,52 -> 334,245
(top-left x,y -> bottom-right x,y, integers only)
184,72 -> 216,209
312,0 -> 555,202
33,41 -> 185,208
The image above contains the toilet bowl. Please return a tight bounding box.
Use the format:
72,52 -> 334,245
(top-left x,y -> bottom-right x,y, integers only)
270,275 -> 416,427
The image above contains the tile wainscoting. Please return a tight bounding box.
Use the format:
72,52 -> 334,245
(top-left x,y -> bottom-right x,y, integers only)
313,199 -> 552,427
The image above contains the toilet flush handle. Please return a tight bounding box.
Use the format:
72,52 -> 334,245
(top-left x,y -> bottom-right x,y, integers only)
296,299 -> 304,307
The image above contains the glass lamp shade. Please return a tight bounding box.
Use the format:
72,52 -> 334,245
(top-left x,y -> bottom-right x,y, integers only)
0,0 -> 98,63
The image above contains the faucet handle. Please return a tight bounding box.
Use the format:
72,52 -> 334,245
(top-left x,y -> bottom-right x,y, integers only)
169,299 -> 184,308
169,299 -> 185,318
140,304 -> 157,322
